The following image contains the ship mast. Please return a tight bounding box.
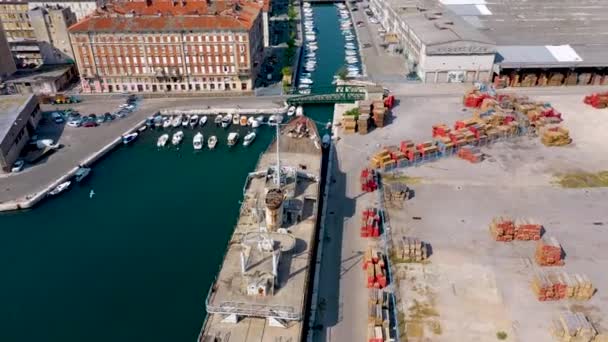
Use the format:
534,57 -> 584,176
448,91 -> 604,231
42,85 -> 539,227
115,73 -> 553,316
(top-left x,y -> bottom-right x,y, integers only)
275,120 -> 281,187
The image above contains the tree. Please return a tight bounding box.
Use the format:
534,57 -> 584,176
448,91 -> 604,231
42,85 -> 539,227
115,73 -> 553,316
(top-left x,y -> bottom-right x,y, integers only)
281,67 -> 292,77
337,66 -> 348,80
288,4 -> 297,21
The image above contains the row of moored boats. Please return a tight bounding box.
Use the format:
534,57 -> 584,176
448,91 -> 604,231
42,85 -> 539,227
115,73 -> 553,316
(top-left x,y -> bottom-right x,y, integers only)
336,3 -> 361,78
156,130 -> 256,149
300,2 -> 316,94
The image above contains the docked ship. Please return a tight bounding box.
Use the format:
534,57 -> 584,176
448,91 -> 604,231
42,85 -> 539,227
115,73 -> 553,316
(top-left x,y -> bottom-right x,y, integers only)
198,116 -> 322,342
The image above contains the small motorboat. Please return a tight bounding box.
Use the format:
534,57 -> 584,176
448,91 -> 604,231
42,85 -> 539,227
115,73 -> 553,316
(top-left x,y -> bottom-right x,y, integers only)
247,116 -> 256,126
138,125 -> 147,132
300,78 -> 313,85
199,116 -> 208,126
232,113 -> 240,125
153,115 -> 163,128
227,132 -> 239,147
74,167 -> 91,182
193,132 -> 203,150
240,116 -> 248,126
222,113 -> 232,128
172,115 -> 181,127
157,133 -> 169,147
122,132 -> 138,144
49,181 -> 71,196
243,132 -> 256,147
255,115 -> 265,124
250,117 -> 260,128
190,114 -> 199,127
268,115 -> 283,125
296,106 -> 304,116
181,115 -> 190,127
208,135 -> 218,149
172,131 -> 184,145
214,114 -> 223,125
145,117 -> 154,127
163,117 -> 172,128
287,106 -> 296,116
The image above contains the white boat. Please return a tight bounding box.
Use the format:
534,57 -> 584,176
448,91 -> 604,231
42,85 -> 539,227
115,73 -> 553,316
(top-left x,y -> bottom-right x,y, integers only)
214,114 -> 223,125
346,50 -> 357,57
172,115 -> 181,127
268,114 -> 283,125
193,132 -> 203,150
227,132 -> 239,147
49,181 -> 71,196
322,134 -> 331,148
243,132 -> 256,147
181,115 -> 190,127
122,132 -> 138,144
247,116 -> 256,126
251,118 -> 260,128
138,125 -> 147,132
296,106 -> 304,116
287,106 -> 296,116
199,116 -> 208,126
157,133 -> 169,147
190,114 -> 199,127
172,131 -> 184,145
74,167 -> 91,182
300,89 -> 311,95
232,113 -> 240,125
300,78 -> 313,85
163,117 -> 172,128
222,113 -> 232,128
208,135 -> 218,149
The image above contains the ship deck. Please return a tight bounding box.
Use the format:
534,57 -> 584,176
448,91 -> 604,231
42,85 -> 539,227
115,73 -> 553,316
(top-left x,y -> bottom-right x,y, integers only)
201,117 -> 322,342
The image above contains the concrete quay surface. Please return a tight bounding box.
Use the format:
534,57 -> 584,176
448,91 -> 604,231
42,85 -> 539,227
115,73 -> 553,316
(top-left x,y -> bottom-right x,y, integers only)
0,96 -> 286,211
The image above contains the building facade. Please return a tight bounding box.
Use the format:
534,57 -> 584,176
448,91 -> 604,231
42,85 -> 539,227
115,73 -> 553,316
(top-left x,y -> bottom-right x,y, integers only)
69,0 -> 264,94
0,17 -> 16,80
369,0 -> 495,83
29,5 -> 76,64
28,0 -> 103,21
0,94 -> 40,171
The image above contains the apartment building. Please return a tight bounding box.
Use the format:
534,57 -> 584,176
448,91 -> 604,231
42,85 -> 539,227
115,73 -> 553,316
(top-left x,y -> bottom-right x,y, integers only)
69,0 -> 264,93
29,5 -> 76,64
28,0 -> 103,21
0,17 -> 16,80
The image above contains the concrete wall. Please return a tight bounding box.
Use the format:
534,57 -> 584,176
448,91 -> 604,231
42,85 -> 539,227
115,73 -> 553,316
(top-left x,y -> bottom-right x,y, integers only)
28,1 -> 100,21
29,6 -> 77,65
0,96 -> 40,171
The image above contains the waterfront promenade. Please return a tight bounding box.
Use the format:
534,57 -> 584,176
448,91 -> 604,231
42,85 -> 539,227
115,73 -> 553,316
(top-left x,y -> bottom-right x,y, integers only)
0,95 -> 286,210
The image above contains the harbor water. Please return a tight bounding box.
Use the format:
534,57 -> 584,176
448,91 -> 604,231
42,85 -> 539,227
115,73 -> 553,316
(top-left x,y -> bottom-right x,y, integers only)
0,4 -> 349,342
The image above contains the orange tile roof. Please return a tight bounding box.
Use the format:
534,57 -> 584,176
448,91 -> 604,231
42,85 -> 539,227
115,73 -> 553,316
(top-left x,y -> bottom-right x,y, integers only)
69,0 -> 262,33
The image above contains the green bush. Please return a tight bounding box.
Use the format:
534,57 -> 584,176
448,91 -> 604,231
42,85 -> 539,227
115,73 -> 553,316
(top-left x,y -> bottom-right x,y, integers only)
496,331 -> 508,340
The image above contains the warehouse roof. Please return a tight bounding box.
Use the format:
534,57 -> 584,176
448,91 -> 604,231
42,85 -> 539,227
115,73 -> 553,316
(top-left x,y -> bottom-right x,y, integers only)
0,94 -> 35,141
69,0 -> 261,33
388,0 -> 494,46
442,0 -> 608,67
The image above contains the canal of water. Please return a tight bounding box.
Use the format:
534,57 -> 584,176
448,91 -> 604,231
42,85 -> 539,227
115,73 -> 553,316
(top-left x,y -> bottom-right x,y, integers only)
0,4 -> 348,342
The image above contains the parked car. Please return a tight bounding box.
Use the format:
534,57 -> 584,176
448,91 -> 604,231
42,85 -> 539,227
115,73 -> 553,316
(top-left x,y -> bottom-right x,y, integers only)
11,160 -> 25,173
51,112 -> 65,124
103,112 -> 114,121
96,116 -> 105,124
67,119 -> 82,127
352,7 -> 358,11
82,121 -> 97,128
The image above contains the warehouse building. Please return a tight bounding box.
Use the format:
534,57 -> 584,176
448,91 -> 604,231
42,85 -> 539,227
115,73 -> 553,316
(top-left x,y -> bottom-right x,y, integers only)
0,94 -> 41,171
369,0 -> 608,85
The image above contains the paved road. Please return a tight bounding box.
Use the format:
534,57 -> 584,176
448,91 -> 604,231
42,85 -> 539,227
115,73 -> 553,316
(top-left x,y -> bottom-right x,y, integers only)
0,96 -> 285,205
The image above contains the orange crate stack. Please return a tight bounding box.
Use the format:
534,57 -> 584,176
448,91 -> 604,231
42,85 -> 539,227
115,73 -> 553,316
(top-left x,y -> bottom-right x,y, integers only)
535,236 -> 564,266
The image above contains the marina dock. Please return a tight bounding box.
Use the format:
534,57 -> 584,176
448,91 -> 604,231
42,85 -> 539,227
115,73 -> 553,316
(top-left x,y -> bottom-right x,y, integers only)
199,116 -> 323,342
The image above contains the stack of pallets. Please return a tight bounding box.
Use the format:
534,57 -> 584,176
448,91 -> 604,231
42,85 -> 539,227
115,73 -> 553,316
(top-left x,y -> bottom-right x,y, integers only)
514,218 -> 543,240
361,207 -> 381,238
395,236 -> 428,262
532,270 -> 595,301
360,168 -> 378,192
342,115 -> 357,134
540,126 -> 572,146
535,236 -> 564,266
358,114 -> 371,134
367,288 -> 390,342
490,217 -> 543,241
551,311 -> 604,342
383,182 -> 409,204
372,100 -> 386,127
363,247 -> 387,288
457,145 -> 483,163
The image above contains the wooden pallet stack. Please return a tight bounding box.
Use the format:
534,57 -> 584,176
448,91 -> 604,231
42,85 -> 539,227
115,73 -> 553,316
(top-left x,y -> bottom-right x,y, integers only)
372,100 -> 386,127
489,217 -> 516,241
367,288 -> 390,342
383,182 -> 409,204
540,126 -> 572,146
395,236 -> 428,262
342,115 -> 357,134
360,168 -> 378,192
551,311 -> 604,342
514,218 -> 543,240
490,217 -> 543,241
457,145 -> 483,163
363,247 -> 387,288
535,236 -> 564,266
361,207 -> 381,238
358,114 -> 371,134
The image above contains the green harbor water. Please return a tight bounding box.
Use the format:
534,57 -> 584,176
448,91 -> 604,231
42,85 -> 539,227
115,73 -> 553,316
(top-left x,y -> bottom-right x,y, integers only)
0,4 -> 347,342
